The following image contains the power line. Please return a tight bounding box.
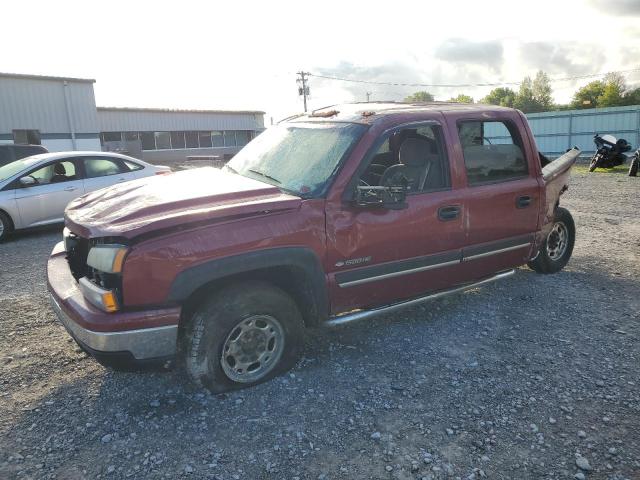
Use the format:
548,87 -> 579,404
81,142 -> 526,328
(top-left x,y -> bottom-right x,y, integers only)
307,67 -> 640,89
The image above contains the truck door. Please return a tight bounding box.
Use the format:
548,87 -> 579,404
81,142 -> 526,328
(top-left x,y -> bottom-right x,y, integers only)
446,113 -> 540,280
325,120 -> 470,315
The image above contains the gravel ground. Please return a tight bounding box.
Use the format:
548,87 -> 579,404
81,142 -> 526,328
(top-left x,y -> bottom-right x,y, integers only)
1,169 -> 639,480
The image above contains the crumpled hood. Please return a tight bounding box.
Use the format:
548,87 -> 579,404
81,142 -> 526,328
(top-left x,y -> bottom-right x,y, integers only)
65,167 -> 302,239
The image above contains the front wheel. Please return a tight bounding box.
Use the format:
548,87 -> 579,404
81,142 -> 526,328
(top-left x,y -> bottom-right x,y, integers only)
528,207 -> 575,274
629,156 -> 639,177
588,155 -> 600,172
0,211 -> 12,242
182,281 -> 304,393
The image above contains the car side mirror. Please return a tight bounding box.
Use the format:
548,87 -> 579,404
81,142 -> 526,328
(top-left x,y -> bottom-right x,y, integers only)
355,180 -> 408,210
19,176 -> 36,187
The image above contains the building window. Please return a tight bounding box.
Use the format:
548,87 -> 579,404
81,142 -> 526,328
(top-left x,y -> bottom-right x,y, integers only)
224,131 -> 236,147
211,131 -> 224,147
124,132 -> 139,142
170,132 -> 185,149
185,131 -> 199,148
140,132 -> 156,150
154,132 -> 171,150
101,132 -> 122,144
199,131 -> 212,148
236,131 -> 251,147
13,129 -> 41,145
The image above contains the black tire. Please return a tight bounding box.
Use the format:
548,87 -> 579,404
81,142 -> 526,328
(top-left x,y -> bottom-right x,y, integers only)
0,211 -> 12,242
629,156 -> 639,177
182,281 -> 303,393
588,156 -> 598,172
528,207 -> 575,274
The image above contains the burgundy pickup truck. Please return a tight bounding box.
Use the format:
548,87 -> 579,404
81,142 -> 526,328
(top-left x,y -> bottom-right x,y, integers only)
47,102 -> 579,392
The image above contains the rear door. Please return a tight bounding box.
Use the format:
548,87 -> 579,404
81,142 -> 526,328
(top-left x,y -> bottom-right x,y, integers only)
14,159 -> 85,227
325,120 -> 470,314
79,156 -> 139,193
446,113 -> 541,279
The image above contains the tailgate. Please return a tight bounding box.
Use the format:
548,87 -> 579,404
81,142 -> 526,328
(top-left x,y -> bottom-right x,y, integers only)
541,147 -> 580,222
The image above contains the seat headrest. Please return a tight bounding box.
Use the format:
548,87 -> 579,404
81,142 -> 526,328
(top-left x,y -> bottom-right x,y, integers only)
399,138 -> 431,167
54,163 -> 66,175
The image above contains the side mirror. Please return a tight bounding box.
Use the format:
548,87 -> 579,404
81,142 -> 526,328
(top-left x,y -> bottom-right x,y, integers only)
19,176 -> 36,187
355,181 -> 408,210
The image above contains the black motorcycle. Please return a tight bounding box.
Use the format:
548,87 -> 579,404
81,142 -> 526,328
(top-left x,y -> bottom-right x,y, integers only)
589,133 -> 632,172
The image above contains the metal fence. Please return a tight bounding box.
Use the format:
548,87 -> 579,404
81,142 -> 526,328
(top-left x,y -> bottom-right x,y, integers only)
525,105 -> 640,156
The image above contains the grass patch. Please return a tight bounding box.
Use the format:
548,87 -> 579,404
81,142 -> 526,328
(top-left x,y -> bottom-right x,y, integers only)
572,164 -> 629,174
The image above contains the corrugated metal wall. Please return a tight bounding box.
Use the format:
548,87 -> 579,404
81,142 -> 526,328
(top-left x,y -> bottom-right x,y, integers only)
524,105 -> 640,155
97,109 -> 264,132
0,77 -> 99,134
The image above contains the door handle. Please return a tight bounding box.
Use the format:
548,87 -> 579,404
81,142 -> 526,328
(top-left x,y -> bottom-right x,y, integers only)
64,186 -> 77,192
438,205 -> 461,221
516,195 -> 532,208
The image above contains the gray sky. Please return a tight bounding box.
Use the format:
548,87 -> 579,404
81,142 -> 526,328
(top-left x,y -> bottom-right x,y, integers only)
2,0 -> 638,122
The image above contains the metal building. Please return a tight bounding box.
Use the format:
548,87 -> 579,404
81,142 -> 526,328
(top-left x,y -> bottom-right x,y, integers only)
0,71 -> 265,164
0,72 -> 101,151
97,107 -> 264,163
525,105 -> 640,156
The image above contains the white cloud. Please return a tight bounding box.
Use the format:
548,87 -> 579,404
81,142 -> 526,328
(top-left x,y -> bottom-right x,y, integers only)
0,0 -> 638,120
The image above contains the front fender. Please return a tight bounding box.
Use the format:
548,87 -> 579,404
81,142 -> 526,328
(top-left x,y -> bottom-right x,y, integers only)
167,247 -> 329,325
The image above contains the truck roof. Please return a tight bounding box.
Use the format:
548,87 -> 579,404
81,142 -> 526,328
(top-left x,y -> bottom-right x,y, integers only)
284,102 -> 517,125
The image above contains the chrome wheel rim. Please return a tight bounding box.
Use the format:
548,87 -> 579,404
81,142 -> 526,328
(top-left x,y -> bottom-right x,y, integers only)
0,218 -> 4,237
546,221 -> 568,261
220,315 -> 285,383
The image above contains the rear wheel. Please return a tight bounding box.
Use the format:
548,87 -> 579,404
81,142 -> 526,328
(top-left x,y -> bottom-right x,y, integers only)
182,281 -> 304,393
0,211 -> 12,242
528,207 -> 575,274
629,156 -> 639,177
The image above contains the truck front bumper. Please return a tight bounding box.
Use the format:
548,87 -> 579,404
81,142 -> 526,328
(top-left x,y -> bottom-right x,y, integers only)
47,242 -> 181,368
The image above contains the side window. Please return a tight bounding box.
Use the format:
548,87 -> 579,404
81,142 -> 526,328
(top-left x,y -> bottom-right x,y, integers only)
84,158 -> 126,178
359,125 -> 450,193
458,120 -> 528,185
124,160 -> 143,171
27,161 -> 77,185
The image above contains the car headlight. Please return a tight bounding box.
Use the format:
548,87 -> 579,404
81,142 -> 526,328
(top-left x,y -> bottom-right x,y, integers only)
86,245 -> 128,274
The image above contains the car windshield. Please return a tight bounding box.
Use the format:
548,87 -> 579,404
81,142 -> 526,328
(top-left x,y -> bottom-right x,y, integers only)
226,122 -> 366,197
0,156 -> 48,182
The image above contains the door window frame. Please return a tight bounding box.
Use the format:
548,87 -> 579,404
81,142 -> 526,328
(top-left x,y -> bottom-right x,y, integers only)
456,118 -> 530,187
5,158 -> 84,190
342,120 -> 452,202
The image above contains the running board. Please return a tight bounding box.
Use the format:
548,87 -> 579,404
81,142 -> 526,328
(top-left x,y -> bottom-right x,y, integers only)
324,269 -> 515,328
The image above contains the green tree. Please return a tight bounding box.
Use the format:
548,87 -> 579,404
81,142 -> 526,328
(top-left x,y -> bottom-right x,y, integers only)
404,91 -> 434,102
513,77 -> 540,113
598,72 -> 626,107
448,93 -> 474,103
571,80 -> 605,109
480,87 -> 516,107
532,71 -> 553,111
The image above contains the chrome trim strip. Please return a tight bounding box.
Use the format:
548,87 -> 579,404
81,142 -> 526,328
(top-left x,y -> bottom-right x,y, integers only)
325,270 -> 515,327
49,294 -> 177,359
339,259 -> 460,288
463,243 -> 531,262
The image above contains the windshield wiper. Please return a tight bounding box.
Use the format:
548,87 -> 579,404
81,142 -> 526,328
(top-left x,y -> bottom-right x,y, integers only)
248,168 -> 281,184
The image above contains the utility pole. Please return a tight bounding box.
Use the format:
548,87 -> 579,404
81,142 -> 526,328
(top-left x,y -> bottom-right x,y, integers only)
297,71 -> 309,112
366,91 -> 372,102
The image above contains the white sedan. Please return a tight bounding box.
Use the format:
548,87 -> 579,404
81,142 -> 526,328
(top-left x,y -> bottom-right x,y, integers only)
0,151 -> 170,241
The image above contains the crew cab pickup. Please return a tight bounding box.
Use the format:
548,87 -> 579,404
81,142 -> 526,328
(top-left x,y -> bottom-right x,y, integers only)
47,103 -> 579,392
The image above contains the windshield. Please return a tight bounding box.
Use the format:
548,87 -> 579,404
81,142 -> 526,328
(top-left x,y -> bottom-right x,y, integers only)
226,122 -> 366,197
0,156 -> 47,182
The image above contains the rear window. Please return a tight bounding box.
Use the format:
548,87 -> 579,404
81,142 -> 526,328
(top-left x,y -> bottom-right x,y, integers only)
458,120 -> 528,185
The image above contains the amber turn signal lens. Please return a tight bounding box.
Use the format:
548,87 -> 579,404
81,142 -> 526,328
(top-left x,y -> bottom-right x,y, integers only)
101,291 -> 119,313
